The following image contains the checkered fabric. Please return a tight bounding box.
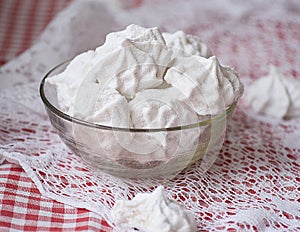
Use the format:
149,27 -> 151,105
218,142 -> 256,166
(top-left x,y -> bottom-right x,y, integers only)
0,162 -> 112,231
0,0 -> 71,66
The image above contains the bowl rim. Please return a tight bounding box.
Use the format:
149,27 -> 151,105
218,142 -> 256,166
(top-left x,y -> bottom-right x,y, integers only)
39,61 -> 237,133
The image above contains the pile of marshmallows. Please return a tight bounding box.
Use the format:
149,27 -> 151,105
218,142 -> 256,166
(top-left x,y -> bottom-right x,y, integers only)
47,24 -> 243,161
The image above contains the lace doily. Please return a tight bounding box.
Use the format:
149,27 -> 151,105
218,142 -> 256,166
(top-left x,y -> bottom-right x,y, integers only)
1,0 -> 300,230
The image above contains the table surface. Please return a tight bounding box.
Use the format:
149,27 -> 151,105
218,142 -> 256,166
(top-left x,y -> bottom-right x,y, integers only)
1,0 -> 300,231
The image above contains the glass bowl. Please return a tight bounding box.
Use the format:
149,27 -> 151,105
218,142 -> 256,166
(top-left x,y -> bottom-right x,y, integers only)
40,61 -> 237,179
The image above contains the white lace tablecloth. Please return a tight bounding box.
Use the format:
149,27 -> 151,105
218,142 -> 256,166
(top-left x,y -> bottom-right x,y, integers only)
1,0 -> 300,231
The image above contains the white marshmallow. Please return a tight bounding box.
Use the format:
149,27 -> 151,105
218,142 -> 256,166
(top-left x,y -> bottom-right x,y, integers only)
129,87 -> 197,128
245,65 -> 300,119
96,24 -> 166,54
95,24 -> 172,79
122,88 -> 199,162
45,24 -> 244,167
86,41 -> 173,99
111,186 -> 197,232
282,76 -> 300,118
163,31 -> 213,58
164,55 -> 243,115
70,83 -> 130,127
45,50 -> 97,112
69,83 -> 131,159
73,125 -> 123,161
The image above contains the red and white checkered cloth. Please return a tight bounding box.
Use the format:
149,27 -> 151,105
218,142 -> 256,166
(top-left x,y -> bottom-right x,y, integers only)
0,162 -> 112,231
0,0 -> 71,66
0,0 -> 112,230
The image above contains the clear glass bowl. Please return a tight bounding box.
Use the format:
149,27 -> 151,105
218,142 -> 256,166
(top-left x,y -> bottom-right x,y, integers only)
40,61 -> 237,179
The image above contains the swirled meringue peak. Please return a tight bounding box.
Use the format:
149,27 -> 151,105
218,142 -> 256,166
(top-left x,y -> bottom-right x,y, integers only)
111,186 -> 197,232
163,30 -> 213,58
164,55 -> 243,115
245,65 -> 300,119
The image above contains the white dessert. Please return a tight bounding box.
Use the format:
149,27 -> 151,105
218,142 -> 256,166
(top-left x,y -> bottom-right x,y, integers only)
72,84 -> 130,126
120,87 -> 200,162
163,30 -> 213,58
164,55 -> 243,115
46,50 -> 96,112
111,186 -> 197,232
96,24 -> 166,55
85,41 -> 169,99
245,65 -> 300,119
47,24 -> 242,123
45,24 -> 243,166
129,88 -> 197,128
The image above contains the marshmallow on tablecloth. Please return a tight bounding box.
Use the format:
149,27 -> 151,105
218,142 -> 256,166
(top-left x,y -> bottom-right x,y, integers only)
111,186 -> 197,232
245,65 -> 300,119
